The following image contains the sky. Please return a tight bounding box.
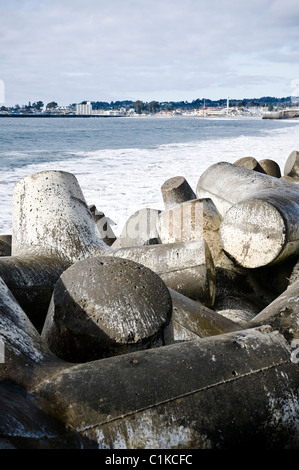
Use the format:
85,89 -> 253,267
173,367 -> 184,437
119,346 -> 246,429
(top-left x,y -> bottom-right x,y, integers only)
1,0 -> 299,107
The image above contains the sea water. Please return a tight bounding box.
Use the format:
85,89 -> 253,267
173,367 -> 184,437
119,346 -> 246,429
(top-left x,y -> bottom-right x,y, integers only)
0,115 -> 299,236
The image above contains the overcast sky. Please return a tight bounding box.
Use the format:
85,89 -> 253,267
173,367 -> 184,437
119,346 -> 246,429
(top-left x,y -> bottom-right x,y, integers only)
1,0 -> 299,107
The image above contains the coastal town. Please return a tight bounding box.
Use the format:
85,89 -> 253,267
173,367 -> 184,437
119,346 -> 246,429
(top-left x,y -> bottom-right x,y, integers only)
0,95 -> 299,118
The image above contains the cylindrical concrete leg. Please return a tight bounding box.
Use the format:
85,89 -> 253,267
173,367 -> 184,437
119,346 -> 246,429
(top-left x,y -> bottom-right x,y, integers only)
157,198 -> 221,245
169,288 -> 241,341
196,161 -> 298,216
113,240 -> 216,307
12,170 -> 111,263
219,194 -> 299,268
35,326 -> 299,449
259,159 -> 281,178
42,256 -> 173,362
248,279 -> 299,344
0,255 -> 71,332
112,208 -> 162,249
234,156 -> 266,173
161,176 -> 196,209
284,150 -> 299,179
0,276 -> 64,389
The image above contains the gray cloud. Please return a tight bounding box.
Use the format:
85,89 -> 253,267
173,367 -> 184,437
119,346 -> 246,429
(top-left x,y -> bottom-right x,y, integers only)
1,0 -> 299,105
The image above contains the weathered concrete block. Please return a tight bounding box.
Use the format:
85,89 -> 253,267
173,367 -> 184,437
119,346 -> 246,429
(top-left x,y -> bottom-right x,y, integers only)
219,195 -> 299,268
88,204 -> 116,246
34,326 -> 299,449
0,276 -> 64,389
196,161 -> 298,216
234,156 -> 266,173
284,150 -> 299,179
0,255 -> 71,332
196,162 -> 299,268
1,270 -> 298,449
248,279 -> 299,344
161,176 -> 196,209
157,198 -> 221,248
112,208 -> 161,249
113,240 -> 216,307
42,256 -> 173,362
169,288 -> 241,341
213,294 -> 262,325
12,170 -> 111,263
0,235 -> 11,256
259,159 -> 281,178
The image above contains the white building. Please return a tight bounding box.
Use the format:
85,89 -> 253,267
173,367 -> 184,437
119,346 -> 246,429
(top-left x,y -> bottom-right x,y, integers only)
76,101 -> 92,115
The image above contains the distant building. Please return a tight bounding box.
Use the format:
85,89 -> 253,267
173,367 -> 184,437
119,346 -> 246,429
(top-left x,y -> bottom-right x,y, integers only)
76,101 -> 92,115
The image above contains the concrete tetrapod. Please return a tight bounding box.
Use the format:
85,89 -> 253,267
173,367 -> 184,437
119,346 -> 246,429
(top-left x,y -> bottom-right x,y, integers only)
0,275 -> 98,449
113,239 -> 216,307
42,256 -> 173,362
197,162 -> 299,268
196,161 -> 299,216
34,326 -> 299,449
248,278 -> 299,345
0,274 -> 298,449
161,176 -> 196,209
12,170 -> 111,263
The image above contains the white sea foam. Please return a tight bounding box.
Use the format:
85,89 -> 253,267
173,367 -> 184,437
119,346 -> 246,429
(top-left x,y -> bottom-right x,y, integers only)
0,120 -> 299,236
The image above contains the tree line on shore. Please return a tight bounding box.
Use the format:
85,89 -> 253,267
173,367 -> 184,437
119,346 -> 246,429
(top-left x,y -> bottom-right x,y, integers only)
0,96 -> 294,114
87,96 -> 293,114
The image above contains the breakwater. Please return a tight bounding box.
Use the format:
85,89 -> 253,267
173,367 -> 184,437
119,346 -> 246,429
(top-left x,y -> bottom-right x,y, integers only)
0,152 -> 299,449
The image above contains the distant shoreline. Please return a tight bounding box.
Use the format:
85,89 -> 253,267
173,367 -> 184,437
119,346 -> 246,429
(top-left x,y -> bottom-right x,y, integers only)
0,113 -> 263,119
0,113 -> 123,118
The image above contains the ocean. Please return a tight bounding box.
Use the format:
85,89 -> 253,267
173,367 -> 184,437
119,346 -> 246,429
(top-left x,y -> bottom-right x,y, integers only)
1,115 -> 299,236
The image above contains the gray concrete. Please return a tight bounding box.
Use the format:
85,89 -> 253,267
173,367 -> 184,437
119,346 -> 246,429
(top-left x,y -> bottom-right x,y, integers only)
0,256 -> 298,449
213,294 -> 262,325
234,156 -> 266,173
42,256 -> 173,362
113,239 -> 216,307
219,195 -> 299,268
196,161 -> 299,216
34,326 -> 299,449
0,276 -> 65,389
12,170 -> 111,263
161,176 -> 196,209
284,150 -> 299,179
248,279 -> 299,344
157,198 -> 221,246
112,208 -> 161,249
0,255 -> 71,332
259,159 -> 281,178
169,288 -> 241,341
196,162 -> 299,268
